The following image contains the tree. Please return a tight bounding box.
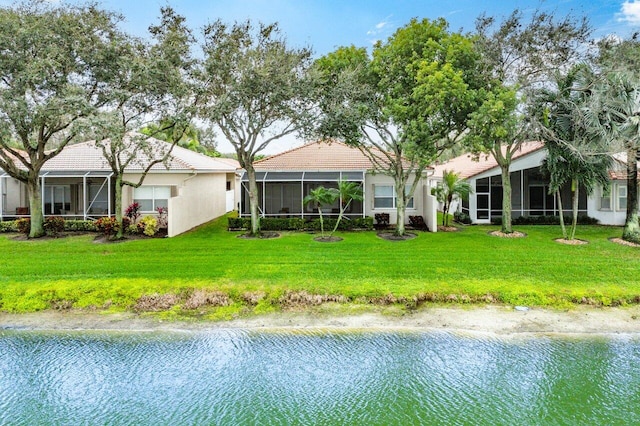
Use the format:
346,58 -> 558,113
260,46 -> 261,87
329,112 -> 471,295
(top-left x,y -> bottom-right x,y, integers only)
431,170 -> 473,227
314,19 -> 482,237
466,9 -> 591,233
303,186 -> 339,240
536,66 -> 611,240
198,20 -> 314,236
86,7 -> 195,239
589,39 -> 640,243
329,180 -> 364,237
141,122 -> 220,157
0,2 -> 128,237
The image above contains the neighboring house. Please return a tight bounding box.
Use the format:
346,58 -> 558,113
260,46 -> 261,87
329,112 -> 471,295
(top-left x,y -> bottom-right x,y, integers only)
432,141 -> 634,226
0,139 -> 239,237
239,140 -> 438,230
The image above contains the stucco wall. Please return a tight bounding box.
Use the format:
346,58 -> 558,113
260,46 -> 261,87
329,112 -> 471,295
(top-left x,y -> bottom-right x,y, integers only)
364,173 -> 428,225
168,173 -> 227,236
123,172 -> 228,237
588,182 -> 627,226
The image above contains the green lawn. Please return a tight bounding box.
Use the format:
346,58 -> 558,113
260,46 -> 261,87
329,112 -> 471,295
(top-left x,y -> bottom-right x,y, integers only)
1,216 -> 639,317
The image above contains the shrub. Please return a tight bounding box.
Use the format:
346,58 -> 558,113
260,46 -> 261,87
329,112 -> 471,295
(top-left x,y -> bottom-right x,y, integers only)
454,211 -> 472,225
156,206 -> 168,228
125,202 -> 141,223
0,221 -> 17,233
509,215 -> 600,226
95,217 -> 118,236
409,215 -> 427,230
139,215 -> 158,236
374,213 -> 390,227
64,220 -> 97,232
228,216 -> 373,232
15,218 -> 30,235
43,216 -> 65,237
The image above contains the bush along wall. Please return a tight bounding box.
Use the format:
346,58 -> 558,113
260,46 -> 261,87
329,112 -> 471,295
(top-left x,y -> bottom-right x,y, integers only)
0,219 -> 99,234
228,216 -> 374,231
491,215 -> 600,226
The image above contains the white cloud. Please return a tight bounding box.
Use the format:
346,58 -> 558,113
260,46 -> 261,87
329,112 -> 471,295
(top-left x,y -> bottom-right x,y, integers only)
619,1 -> 640,24
375,21 -> 387,30
366,15 -> 394,45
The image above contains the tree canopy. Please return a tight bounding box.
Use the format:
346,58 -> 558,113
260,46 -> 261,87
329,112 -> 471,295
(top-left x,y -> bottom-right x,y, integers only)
0,2 -> 129,236
197,20 -> 315,235
466,9 -> 592,233
314,18 -> 482,236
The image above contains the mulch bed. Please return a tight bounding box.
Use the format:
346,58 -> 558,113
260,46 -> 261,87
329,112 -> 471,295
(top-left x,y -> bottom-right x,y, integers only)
554,238 -> 589,245
488,230 -> 527,238
313,236 -> 343,243
237,231 -> 281,240
377,231 -> 417,241
610,237 -> 640,247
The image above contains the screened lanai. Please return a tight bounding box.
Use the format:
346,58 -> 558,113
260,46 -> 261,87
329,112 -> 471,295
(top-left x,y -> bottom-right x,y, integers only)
0,171 -> 113,221
240,171 -> 365,218
462,167 -> 587,222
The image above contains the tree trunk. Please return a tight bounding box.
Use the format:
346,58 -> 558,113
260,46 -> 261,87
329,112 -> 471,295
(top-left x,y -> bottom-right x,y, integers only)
622,147 -> 639,242
317,207 -> 325,238
570,179 -> 579,241
556,190 -> 567,240
27,177 -> 44,238
330,200 -> 350,237
115,175 -> 124,240
395,181 -> 406,236
246,165 -> 261,236
500,164 -> 512,233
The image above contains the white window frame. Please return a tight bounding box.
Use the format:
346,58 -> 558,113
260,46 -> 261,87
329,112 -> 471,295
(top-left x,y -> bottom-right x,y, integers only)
134,186 -> 171,213
600,183 -> 612,211
618,184 -> 627,211
373,185 -> 414,209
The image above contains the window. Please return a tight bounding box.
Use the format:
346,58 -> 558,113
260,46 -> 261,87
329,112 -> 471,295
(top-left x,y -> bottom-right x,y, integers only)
134,186 -> 171,212
600,183 -> 612,210
374,185 -> 414,209
618,184 -> 627,210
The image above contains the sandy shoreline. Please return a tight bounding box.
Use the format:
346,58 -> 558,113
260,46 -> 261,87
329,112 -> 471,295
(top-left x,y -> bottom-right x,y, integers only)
2,305 -> 640,335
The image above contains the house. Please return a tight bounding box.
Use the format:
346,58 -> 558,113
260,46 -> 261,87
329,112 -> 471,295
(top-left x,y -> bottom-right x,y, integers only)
239,140 -> 438,230
0,139 -> 240,237
432,141 -> 633,226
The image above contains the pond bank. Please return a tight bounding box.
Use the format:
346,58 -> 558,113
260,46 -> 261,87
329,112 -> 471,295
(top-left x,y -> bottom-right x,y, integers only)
2,305 -> 640,335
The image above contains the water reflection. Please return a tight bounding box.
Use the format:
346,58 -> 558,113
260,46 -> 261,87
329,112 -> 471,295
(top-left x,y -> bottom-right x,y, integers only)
1,330 -> 639,425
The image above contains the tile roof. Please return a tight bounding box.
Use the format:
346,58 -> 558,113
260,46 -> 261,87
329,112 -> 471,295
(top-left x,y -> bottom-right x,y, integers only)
254,140 -> 424,172
255,140 -> 376,170
3,135 -> 238,173
432,141 -> 545,179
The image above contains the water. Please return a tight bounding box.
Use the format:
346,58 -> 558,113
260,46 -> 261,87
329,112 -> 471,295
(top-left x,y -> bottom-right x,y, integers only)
1,329 -> 639,425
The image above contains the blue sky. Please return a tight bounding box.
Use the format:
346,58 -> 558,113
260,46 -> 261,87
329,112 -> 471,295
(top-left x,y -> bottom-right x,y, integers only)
74,0 -> 640,55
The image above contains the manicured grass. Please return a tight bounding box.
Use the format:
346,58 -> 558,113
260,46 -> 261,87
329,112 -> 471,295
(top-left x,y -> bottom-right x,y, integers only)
0,216 -> 639,317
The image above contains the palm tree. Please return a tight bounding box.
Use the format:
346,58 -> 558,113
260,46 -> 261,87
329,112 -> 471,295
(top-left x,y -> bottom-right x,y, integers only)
587,38 -> 640,243
329,181 -> 364,237
431,170 -> 472,227
536,65 -> 611,241
303,186 -> 339,239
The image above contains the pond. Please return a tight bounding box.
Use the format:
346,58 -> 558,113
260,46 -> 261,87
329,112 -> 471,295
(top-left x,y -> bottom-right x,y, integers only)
1,329 -> 639,425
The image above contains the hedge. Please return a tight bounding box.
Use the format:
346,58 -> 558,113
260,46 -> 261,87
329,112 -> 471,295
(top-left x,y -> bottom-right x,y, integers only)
0,219 -> 98,233
491,215 -> 600,226
229,216 -> 374,231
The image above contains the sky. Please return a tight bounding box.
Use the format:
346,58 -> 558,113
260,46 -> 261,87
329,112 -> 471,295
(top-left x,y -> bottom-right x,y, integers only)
7,0 -> 640,153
